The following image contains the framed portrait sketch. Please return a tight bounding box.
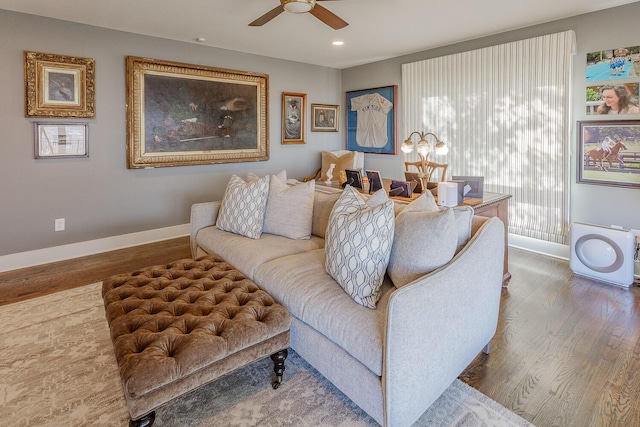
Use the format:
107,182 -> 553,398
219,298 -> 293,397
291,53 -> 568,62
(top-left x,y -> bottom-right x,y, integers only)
282,92 -> 306,144
34,122 -> 88,159
24,51 -> 95,118
311,104 -> 339,132
126,56 -> 269,168
577,120 -> 640,188
346,85 -> 397,154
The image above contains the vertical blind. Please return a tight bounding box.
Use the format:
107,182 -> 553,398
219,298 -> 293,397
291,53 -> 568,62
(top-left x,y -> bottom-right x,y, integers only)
402,30 -> 576,244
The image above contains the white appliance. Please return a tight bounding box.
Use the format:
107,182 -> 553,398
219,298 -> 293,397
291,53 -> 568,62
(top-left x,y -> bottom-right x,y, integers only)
570,222 -> 635,288
437,182 -> 458,207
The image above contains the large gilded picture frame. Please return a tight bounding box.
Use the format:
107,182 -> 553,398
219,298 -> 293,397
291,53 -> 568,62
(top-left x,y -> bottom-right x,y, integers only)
126,56 -> 269,168
24,51 -> 96,118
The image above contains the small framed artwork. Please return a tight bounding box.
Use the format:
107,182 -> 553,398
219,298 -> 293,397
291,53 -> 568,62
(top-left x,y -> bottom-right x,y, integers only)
282,92 -> 306,144
34,122 -> 88,158
345,169 -> 363,189
451,176 -> 485,198
366,170 -> 383,193
311,104 -> 339,132
346,85 -> 397,154
24,51 -> 96,118
577,120 -> 640,188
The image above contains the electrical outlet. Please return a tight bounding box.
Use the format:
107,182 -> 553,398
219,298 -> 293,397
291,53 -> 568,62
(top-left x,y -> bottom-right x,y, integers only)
55,218 -> 65,232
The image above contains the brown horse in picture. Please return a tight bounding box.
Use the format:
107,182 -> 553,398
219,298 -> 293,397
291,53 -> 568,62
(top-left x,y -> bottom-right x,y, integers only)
587,140 -> 628,171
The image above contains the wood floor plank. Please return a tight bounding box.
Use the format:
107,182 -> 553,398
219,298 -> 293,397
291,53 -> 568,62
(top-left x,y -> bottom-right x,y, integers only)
1,242 -> 639,426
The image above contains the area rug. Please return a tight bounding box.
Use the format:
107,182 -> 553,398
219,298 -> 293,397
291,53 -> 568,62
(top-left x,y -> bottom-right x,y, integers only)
0,283 -> 534,427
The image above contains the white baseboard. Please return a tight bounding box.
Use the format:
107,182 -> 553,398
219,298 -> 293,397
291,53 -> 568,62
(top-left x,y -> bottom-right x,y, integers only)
0,224 -> 190,273
508,233 -> 570,261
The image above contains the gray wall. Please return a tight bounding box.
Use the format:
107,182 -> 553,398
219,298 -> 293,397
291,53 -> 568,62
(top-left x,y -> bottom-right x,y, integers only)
342,2 -> 640,233
0,10 -> 343,256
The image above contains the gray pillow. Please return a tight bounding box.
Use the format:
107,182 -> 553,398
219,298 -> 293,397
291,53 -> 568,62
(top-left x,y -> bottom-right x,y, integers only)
387,199 -> 458,288
263,175 -> 315,239
325,186 -> 395,309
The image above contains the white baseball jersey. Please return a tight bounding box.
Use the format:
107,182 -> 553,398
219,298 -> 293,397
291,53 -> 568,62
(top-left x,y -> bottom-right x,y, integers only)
351,93 -> 393,148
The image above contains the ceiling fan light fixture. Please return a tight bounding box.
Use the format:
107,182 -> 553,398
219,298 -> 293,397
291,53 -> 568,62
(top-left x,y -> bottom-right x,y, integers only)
282,0 -> 315,13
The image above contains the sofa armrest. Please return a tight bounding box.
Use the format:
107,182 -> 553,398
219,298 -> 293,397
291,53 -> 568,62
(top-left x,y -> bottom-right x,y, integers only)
383,217 -> 504,427
190,201 -> 221,258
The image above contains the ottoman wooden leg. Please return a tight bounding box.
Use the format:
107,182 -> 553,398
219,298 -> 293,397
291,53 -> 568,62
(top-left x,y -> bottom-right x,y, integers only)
130,411 -> 155,427
270,349 -> 288,389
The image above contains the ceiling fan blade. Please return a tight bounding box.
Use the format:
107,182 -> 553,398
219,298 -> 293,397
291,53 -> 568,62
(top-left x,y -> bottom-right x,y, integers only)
309,3 -> 348,29
249,5 -> 284,26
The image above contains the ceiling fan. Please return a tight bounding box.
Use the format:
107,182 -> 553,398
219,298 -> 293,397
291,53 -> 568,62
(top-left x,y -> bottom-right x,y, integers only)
249,0 -> 348,30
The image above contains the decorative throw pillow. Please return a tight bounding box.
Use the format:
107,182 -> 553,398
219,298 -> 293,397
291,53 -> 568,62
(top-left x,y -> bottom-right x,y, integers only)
452,206 -> 474,253
320,151 -> 356,182
263,175 -> 315,239
216,174 -> 269,239
247,170 -> 286,183
325,186 -> 395,309
387,195 -> 458,288
312,191 -> 341,239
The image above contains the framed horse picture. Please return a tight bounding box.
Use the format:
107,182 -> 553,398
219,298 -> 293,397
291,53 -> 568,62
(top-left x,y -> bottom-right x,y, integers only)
577,120 -> 640,188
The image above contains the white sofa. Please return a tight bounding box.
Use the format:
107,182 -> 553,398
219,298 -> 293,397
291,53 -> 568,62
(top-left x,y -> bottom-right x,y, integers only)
190,182 -> 504,426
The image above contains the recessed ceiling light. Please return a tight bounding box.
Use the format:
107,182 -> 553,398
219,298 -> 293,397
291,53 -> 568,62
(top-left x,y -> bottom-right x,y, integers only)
332,41 -> 344,46
195,37 -> 206,42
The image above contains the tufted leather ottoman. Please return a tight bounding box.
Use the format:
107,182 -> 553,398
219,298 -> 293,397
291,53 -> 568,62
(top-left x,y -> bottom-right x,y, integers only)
101,255 -> 290,427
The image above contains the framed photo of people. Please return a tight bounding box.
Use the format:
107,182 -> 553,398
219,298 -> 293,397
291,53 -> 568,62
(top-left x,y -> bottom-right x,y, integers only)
586,46 -> 640,116
577,120 -> 640,188
346,85 -> 397,154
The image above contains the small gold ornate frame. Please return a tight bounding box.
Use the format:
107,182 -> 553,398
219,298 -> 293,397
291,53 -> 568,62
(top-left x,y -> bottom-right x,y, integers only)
24,51 -> 96,118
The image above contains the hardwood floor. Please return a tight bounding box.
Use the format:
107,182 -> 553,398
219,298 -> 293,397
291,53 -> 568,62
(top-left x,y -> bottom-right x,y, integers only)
0,240 -> 638,426
0,237 -> 191,306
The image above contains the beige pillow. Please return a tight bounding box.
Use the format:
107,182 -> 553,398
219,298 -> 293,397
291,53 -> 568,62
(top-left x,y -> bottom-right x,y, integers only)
325,186 -> 395,309
312,191 -> 341,238
263,175 -> 315,239
247,170 -> 286,183
320,151 -> 356,182
387,197 -> 458,287
452,206 -> 474,253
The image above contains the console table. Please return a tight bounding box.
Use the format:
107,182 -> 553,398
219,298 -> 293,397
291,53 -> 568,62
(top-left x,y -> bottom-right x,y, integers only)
463,192 -> 512,286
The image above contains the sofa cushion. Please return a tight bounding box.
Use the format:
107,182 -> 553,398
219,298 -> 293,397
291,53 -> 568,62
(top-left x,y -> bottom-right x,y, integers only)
325,186 -> 395,309
387,194 -> 458,287
195,226 -> 324,280
320,150 -> 356,182
254,249 -> 394,376
247,170 -> 286,183
452,206 -> 474,253
263,175 -> 315,240
312,190 -> 341,239
216,174 -> 269,239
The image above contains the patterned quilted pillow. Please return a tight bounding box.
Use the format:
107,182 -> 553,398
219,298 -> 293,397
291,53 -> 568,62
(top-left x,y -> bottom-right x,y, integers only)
216,174 -> 269,239
325,186 -> 395,309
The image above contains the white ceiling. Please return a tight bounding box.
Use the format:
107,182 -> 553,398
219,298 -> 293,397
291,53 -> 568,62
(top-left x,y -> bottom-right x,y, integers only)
1,0 -> 638,69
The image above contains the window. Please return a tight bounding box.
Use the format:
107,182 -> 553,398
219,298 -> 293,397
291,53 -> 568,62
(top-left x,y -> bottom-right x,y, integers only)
402,30 -> 576,243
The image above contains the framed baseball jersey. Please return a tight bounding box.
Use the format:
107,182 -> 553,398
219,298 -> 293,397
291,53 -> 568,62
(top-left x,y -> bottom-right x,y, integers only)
346,85 -> 397,154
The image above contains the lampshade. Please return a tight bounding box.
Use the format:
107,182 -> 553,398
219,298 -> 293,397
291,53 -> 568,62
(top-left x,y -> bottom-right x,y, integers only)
283,0 -> 315,13
403,131 -> 447,158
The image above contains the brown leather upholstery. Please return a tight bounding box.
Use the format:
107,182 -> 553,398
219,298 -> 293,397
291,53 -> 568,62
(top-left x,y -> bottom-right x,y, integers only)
102,255 -> 290,400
